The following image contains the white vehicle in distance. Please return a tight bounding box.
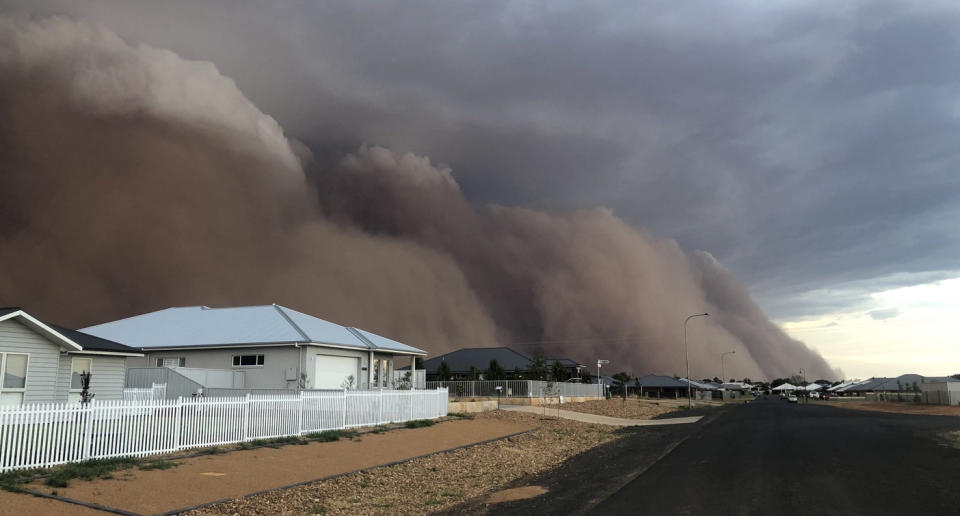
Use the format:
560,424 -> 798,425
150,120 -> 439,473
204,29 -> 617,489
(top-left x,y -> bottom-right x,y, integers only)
788,395 -> 798,403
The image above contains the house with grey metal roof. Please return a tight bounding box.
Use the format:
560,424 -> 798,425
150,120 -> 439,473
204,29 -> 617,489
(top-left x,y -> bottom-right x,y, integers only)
0,308 -> 142,405
81,304 -> 426,390
416,347 -> 585,381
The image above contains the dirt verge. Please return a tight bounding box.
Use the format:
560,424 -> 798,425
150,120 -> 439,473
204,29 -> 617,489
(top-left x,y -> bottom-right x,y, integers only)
187,411 -> 623,515
17,417 -> 531,515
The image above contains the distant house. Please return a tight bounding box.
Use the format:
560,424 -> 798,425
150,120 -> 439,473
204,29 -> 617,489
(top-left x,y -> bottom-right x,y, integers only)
636,374 -> 690,398
835,374 -> 933,396
0,308 -> 141,405
82,304 -> 426,390
419,347 -> 584,381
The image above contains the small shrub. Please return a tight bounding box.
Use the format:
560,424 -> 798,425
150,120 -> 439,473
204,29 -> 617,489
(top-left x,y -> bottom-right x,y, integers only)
447,412 -> 474,419
197,446 -> 227,455
312,505 -> 326,514
404,419 -> 435,429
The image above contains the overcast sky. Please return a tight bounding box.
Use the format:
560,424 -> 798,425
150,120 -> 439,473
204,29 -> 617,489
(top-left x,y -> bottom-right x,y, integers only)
5,0 -> 960,378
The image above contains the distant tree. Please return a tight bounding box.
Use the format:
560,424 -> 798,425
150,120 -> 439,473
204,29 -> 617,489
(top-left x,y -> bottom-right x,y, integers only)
550,360 -> 569,382
468,365 -> 480,381
437,361 -> 453,381
701,378 -> 712,383
414,356 -> 425,369
729,378 -> 736,383
742,378 -> 752,384
897,380 -> 903,392
952,373 -> 960,380
486,359 -> 506,381
912,381 -> 920,393
712,377 -> 721,384
771,378 -> 788,388
612,372 -> 632,398
527,351 -> 548,380
513,366 -> 523,379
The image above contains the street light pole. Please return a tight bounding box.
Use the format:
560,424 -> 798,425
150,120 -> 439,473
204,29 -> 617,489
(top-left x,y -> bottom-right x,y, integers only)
721,350 -> 736,384
684,313 -> 709,409
597,359 -> 609,398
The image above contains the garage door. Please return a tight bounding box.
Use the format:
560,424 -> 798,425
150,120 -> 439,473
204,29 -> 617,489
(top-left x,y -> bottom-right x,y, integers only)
314,355 -> 360,389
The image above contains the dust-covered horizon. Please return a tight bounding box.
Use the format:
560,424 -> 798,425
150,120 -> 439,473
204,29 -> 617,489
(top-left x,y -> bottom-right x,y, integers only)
0,17 -> 838,381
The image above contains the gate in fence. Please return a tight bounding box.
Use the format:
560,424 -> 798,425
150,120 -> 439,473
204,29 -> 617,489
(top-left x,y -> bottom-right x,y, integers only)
0,388 -> 448,472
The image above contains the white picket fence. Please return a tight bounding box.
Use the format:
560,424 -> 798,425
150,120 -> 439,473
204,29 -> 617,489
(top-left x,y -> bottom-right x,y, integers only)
0,388 -> 448,472
122,383 -> 167,401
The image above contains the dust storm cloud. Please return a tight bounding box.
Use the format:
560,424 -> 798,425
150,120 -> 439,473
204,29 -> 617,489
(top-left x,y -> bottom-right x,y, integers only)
0,17 -> 836,380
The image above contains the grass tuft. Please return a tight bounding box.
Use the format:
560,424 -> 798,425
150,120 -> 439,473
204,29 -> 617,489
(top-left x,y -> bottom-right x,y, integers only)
404,419 -> 436,429
139,460 -> 177,471
0,468 -> 44,492
305,429 -> 357,442
44,457 -> 140,488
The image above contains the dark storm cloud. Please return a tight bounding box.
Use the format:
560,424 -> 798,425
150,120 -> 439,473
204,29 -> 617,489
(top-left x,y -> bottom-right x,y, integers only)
6,1 -> 960,369
0,14 -> 840,379
18,0 -> 951,321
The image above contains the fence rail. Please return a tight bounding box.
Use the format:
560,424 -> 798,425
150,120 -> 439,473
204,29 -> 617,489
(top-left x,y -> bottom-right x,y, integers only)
426,380 -> 600,398
0,388 -> 448,472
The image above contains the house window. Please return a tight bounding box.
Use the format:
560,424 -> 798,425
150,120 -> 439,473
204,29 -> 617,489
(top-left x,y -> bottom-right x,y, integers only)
156,357 -> 186,368
372,359 -> 380,386
0,353 -> 28,406
232,354 -> 265,367
71,357 -> 93,391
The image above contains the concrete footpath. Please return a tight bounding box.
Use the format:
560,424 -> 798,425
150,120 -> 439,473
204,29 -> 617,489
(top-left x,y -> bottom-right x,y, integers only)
501,405 -> 702,426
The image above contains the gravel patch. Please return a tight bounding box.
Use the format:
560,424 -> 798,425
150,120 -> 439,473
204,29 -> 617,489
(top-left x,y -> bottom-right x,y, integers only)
557,398 -> 677,419
186,411 -> 622,516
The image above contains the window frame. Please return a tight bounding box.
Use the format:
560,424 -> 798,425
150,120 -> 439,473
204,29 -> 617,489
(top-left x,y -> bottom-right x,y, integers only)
0,352 -> 30,405
156,357 -> 186,368
231,354 -> 265,367
70,357 -> 93,392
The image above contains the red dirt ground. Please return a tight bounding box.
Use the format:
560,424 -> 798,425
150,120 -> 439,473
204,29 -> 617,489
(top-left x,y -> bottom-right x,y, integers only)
5,417 -> 532,515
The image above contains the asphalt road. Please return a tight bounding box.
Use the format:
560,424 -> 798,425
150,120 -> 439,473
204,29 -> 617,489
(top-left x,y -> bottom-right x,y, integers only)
596,397 -> 960,515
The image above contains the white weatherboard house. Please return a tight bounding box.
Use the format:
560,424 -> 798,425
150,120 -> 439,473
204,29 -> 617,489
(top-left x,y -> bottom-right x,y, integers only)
0,308 -> 142,405
81,304 -> 427,390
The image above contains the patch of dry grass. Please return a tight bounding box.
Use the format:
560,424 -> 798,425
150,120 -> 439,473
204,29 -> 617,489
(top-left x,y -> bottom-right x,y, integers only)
186,411 -> 620,516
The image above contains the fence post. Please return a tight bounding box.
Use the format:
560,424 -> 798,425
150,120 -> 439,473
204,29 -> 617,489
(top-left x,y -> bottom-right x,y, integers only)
175,397 -> 183,452
379,389 -> 384,425
81,400 -> 95,460
342,389 -> 347,429
242,393 -> 250,441
297,391 -> 304,436
409,389 -> 414,421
